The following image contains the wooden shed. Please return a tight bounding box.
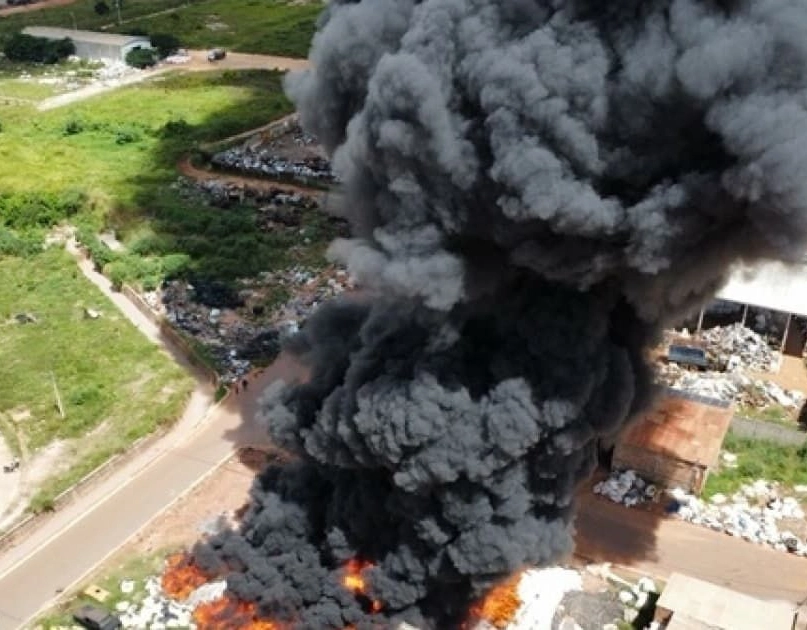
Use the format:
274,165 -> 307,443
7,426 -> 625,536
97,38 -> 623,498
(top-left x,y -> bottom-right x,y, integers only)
612,389 -> 733,494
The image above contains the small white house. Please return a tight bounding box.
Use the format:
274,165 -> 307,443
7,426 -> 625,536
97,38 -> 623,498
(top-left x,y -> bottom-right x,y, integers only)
22,26 -> 151,62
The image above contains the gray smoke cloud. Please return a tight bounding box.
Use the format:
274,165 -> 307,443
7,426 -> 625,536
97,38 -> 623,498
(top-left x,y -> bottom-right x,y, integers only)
195,1 -> 807,627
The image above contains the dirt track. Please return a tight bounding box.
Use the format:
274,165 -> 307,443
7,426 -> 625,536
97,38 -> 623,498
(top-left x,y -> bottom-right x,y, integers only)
0,0 -> 75,16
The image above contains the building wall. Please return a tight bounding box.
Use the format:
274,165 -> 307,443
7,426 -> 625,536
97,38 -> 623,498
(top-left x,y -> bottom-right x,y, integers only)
71,38 -> 150,61
613,443 -> 707,493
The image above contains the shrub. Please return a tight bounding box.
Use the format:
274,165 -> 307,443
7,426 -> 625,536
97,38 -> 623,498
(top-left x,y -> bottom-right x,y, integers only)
125,48 -> 156,69
150,33 -> 180,59
0,191 -> 85,230
94,0 -> 110,15
114,128 -> 140,145
3,33 -> 75,64
159,118 -> 191,138
63,119 -> 84,136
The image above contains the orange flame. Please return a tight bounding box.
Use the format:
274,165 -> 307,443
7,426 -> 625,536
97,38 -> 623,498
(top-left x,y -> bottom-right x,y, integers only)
341,559 -> 383,613
469,572 -> 523,629
162,553 -> 211,600
193,594 -> 279,630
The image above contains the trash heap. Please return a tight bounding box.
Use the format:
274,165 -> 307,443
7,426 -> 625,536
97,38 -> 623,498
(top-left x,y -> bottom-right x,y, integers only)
160,267 -> 353,383
668,480 -> 807,555
592,470 -> 657,507
583,564 -> 660,630
115,576 -> 226,628
183,177 -> 320,210
657,363 -> 805,409
211,146 -> 336,185
698,323 -> 780,372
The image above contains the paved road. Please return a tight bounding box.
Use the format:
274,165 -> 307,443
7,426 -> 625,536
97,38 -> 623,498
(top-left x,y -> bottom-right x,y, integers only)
574,492 -> 807,603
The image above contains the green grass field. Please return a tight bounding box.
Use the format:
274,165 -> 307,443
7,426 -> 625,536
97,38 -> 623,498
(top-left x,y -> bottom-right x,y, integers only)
110,0 -> 323,58
702,431 -> 807,498
0,0 -> 321,58
0,247 -> 194,511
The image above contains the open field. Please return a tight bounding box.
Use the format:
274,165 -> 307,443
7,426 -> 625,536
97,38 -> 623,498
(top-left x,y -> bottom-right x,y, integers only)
0,247 -> 194,510
0,0 -> 321,58
110,0 -> 322,58
703,431 -> 807,498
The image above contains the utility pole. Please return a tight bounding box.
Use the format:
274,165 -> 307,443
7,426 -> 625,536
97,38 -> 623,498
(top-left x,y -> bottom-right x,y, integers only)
50,371 -> 65,419
115,0 -> 122,25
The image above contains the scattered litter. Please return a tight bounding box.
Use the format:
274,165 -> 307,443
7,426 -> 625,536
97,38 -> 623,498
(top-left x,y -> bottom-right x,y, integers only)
667,480 -> 807,555
119,579 -> 135,594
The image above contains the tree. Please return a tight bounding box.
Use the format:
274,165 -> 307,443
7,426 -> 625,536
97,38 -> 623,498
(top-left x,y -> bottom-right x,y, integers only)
93,0 -> 110,15
125,47 -> 156,69
150,33 -> 180,58
3,33 -> 75,64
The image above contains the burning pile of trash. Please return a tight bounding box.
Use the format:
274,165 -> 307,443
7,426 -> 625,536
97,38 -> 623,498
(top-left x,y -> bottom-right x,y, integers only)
657,362 -> 805,409
592,470 -> 658,507
668,479 -> 807,556
211,146 -> 336,185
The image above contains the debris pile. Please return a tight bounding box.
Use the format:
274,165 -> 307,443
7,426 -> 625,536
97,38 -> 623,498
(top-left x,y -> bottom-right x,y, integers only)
184,177 -> 320,210
582,564 -> 660,630
698,323 -> 780,372
657,363 -> 805,409
593,470 -> 657,507
211,146 -> 336,185
160,267 -> 353,382
668,480 -> 807,555
114,576 -> 226,628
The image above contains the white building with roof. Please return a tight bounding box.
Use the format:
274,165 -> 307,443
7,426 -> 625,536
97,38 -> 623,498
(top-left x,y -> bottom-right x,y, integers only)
22,26 -> 151,62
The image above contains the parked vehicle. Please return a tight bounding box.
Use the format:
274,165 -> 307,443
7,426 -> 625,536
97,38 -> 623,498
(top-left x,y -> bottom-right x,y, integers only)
207,48 -> 226,62
73,605 -> 122,630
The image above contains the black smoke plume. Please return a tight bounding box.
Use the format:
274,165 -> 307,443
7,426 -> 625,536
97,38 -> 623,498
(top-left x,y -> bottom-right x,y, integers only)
195,1 -> 807,627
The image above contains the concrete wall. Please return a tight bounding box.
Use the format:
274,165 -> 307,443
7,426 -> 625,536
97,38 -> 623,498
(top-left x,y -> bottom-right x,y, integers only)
613,443 -> 707,494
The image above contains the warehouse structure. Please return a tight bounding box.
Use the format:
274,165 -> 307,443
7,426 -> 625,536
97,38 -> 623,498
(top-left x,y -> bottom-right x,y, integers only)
610,389 -> 733,494
22,27 -> 151,62
654,573 -> 796,630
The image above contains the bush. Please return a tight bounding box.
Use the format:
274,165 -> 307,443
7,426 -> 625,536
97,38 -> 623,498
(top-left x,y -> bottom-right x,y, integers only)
125,48 -> 156,69
3,33 -> 75,64
159,118 -> 192,138
63,119 -> 84,136
94,0 -> 110,15
150,33 -> 180,58
0,191 -> 85,230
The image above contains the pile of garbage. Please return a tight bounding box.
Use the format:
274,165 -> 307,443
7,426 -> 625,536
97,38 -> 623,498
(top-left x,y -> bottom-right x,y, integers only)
583,564 -> 660,630
211,146 -> 336,185
699,323 -> 780,372
182,177 -> 320,210
592,470 -> 657,507
115,576 -> 226,628
668,480 -> 807,555
657,362 -> 805,409
159,267 -> 353,383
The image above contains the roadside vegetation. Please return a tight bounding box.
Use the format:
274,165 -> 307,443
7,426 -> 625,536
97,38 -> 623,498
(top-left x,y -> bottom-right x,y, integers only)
703,431 -> 807,498
0,247 -> 193,512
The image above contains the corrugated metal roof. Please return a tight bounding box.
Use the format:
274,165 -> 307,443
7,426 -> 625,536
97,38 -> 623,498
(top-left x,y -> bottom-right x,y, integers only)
618,389 -> 733,467
22,26 -> 149,47
717,260 -> 807,317
657,573 -> 795,630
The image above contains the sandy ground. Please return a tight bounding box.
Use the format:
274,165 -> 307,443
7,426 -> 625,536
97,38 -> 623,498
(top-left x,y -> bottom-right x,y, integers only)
750,354 -> 807,393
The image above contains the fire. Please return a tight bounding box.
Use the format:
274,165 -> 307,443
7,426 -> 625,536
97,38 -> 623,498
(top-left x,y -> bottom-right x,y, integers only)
193,594 -> 279,630
162,553 -> 211,600
341,559 -> 383,613
469,572 -> 523,629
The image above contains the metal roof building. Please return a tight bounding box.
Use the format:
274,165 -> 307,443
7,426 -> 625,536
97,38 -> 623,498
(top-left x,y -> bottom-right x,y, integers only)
612,389 -> 733,494
655,573 -> 796,630
22,27 -> 151,62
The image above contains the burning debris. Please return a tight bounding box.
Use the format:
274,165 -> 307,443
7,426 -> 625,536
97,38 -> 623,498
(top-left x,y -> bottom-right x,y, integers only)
668,480 -> 807,555
192,0 -> 807,628
695,324 -> 781,373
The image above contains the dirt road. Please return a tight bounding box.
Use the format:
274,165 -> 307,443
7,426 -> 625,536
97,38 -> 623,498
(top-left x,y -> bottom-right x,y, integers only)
574,491 -> 807,603
0,0 -> 75,16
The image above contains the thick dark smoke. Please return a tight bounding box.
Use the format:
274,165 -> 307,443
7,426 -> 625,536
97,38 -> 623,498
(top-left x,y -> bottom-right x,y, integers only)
195,1 -> 807,627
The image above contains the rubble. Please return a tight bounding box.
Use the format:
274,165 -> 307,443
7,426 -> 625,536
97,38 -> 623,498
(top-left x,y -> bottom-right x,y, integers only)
697,323 -> 781,372
211,146 -> 337,184
592,470 -> 657,507
160,267 -> 353,383
667,480 -> 807,555
116,576 -> 195,629
657,362 -> 804,409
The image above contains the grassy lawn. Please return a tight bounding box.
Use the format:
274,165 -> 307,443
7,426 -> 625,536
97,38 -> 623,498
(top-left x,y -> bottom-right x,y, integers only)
0,248 -> 194,511
703,431 -> 807,498
0,0 -> 321,58
35,547 -> 178,628
109,0 -> 323,58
